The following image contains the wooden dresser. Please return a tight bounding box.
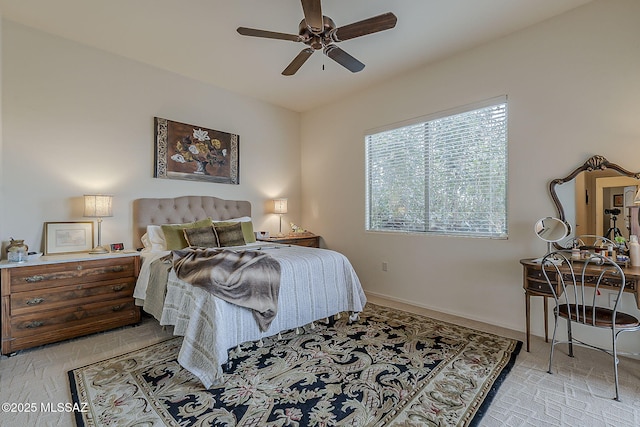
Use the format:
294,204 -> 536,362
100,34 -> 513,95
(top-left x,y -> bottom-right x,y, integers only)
1,252 -> 140,355
258,234 -> 320,248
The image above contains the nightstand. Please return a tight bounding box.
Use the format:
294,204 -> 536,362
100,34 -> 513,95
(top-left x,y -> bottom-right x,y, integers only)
258,234 -> 320,248
1,252 -> 141,354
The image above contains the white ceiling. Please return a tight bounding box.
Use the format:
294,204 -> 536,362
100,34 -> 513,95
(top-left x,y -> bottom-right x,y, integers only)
0,0 -> 592,112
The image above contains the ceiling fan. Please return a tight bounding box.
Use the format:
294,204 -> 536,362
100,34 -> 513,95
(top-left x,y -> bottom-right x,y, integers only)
236,0 -> 397,76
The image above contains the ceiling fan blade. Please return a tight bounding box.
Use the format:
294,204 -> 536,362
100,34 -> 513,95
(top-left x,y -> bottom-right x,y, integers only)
282,48 -> 314,76
301,0 -> 323,33
237,27 -> 301,42
324,45 -> 365,73
331,12 -> 398,42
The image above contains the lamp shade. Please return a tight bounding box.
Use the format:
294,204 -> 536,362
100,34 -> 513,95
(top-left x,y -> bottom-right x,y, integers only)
273,198 -> 288,214
84,195 -> 113,218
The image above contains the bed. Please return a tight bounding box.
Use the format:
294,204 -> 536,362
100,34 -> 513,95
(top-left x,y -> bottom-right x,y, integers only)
132,196 -> 367,388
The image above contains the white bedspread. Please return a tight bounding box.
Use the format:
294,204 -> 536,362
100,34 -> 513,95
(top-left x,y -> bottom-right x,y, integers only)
138,244 -> 366,388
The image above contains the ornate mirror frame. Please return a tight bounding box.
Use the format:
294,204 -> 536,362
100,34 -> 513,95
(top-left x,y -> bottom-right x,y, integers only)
550,155 -> 640,247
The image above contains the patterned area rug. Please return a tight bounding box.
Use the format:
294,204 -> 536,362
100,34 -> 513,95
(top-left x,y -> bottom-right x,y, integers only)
68,304 -> 521,426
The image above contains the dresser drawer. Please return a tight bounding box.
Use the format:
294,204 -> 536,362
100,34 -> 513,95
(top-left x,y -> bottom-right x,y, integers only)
8,299 -> 139,351
10,277 -> 135,315
11,297 -> 138,338
526,267 -> 556,283
569,273 -> 637,292
526,279 -> 555,295
286,237 -> 318,247
259,235 -> 320,248
9,257 -> 136,292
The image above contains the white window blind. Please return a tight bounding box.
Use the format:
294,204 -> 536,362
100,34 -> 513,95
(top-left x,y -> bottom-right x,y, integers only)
365,97 -> 508,238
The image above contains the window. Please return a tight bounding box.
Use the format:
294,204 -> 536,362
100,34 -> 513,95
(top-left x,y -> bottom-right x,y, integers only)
365,96 -> 507,238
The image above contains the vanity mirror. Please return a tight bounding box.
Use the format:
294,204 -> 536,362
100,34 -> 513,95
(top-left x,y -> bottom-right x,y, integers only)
550,155 -> 640,248
534,217 -> 570,255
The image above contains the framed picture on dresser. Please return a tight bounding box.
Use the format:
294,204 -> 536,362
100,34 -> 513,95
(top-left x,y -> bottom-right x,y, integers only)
44,221 -> 94,255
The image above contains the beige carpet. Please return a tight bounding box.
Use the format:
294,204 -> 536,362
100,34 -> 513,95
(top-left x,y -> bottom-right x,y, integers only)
1,298 -> 639,426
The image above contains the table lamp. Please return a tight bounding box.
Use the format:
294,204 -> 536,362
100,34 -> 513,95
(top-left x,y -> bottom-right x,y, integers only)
84,194 -> 113,254
273,198 -> 288,237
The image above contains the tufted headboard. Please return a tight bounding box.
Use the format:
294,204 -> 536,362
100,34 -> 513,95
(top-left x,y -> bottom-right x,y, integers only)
133,195 -> 251,247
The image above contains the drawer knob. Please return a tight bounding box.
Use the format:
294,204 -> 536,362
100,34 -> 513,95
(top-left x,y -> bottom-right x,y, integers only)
109,266 -> 125,273
26,297 -> 45,305
25,275 -> 44,283
112,285 -> 125,292
111,304 -> 124,312
25,321 -> 44,329
77,265 -> 83,271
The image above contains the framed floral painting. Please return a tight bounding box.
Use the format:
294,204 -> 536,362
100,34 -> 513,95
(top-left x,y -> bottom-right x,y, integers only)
154,117 -> 239,184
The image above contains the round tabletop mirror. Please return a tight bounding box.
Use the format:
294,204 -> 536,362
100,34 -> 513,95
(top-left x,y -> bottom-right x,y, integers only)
534,217 -> 569,243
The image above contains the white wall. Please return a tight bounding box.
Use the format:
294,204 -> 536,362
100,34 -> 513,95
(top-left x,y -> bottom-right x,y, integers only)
0,15 -> 4,246
1,20 -> 301,253
300,0 -> 640,350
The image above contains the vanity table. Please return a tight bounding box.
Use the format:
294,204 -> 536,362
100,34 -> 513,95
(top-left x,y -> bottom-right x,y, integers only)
520,258 -> 640,352
523,154 -> 640,352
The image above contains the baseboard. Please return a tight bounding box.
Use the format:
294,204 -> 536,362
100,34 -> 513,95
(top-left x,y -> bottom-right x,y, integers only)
364,290 -> 523,340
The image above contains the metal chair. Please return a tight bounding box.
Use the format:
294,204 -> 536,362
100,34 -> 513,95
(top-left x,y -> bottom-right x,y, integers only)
541,250 -> 640,401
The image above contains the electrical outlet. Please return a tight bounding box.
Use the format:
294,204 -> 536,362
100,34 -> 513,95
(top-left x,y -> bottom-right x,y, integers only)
382,262 -> 388,272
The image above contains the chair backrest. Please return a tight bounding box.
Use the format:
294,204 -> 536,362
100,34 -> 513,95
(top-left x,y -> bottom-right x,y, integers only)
541,250 -> 626,327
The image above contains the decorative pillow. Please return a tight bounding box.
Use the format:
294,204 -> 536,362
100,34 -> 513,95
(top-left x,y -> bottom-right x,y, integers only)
240,221 -> 256,243
145,225 -> 167,251
140,233 -> 152,252
214,222 -> 246,247
161,218 -> 213,250
214,220 -> 256,244
183,226 -> 218,248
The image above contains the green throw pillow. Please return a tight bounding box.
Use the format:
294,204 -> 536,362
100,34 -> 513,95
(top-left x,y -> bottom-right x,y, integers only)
241,221 -> 256,243
183,225 -> 218,248
214,222 -> 246,247
161,218 -> 213,250
213,220 -> 256,244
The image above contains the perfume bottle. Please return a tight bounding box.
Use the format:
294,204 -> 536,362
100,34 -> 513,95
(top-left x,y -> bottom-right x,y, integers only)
629,235 -> 640,267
